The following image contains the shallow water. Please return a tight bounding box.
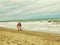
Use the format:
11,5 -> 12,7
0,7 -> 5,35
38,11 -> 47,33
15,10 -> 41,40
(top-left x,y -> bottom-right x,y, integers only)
0,21 -> 60,34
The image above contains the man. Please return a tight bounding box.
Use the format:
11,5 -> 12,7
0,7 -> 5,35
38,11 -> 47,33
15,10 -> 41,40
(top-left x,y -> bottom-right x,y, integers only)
17,22 -> 21,31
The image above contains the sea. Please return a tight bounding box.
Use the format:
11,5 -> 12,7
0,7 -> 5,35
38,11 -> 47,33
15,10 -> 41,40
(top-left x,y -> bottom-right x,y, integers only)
0,20 -> 60,34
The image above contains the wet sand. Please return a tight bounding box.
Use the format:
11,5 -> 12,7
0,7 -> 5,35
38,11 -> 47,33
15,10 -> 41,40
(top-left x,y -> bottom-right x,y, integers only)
0,27 -> 60,45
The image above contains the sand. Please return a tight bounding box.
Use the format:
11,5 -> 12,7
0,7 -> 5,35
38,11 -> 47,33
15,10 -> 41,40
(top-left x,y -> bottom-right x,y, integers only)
0,27 -> 60,45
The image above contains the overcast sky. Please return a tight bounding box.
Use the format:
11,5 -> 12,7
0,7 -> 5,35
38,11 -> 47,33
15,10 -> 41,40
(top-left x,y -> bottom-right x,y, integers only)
0,0 -> 60,21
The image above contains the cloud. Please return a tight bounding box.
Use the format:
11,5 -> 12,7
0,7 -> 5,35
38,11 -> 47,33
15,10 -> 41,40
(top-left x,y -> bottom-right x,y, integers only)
0,0 -> 60,21
10,0 -> 25,2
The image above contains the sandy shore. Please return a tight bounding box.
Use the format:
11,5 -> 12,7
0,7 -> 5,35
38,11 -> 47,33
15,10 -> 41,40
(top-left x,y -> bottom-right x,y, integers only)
0,27 -> 60,45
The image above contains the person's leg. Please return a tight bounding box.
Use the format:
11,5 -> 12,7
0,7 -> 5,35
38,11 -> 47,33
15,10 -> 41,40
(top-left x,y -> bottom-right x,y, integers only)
19,27 -> 20,31
18,27 -> 19,31
18,27 -> 21,31
20,27 -> 22,31
18,26 -> 20,31
18,26 -> 22,31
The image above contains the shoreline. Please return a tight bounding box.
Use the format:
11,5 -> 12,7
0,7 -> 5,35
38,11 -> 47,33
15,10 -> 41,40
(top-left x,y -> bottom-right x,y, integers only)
0,27 -> 60,35
0,27 -> 60,36
0,21 -> 60,34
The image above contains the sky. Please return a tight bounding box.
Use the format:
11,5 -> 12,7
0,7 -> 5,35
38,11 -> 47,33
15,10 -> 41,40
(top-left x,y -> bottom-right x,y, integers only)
0,0 -> 60,21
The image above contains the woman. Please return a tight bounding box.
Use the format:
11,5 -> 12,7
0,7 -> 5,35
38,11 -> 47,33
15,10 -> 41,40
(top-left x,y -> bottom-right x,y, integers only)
17,22 -> 21,31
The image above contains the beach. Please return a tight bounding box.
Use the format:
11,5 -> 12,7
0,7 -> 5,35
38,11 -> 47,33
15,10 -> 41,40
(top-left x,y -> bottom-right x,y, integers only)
0,27 -> 60,45
0,0 -> 60,45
